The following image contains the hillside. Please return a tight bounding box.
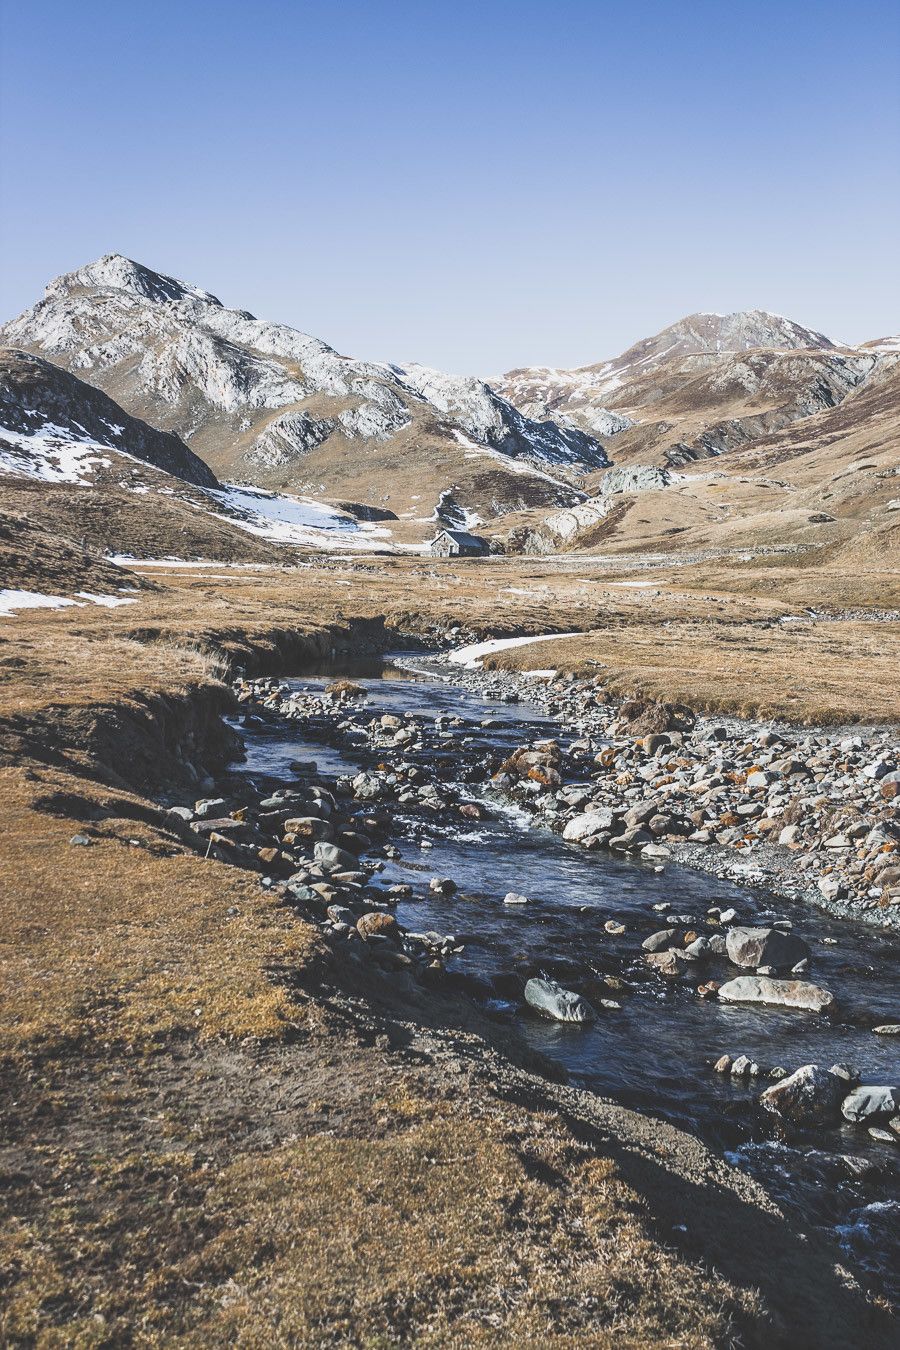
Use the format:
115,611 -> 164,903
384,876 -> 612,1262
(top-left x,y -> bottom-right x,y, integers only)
0,348 -> 217,489
0,349 -> 404,572
1,255 -> 609,534
499,310 -> 881,470
496,312 -> 899,560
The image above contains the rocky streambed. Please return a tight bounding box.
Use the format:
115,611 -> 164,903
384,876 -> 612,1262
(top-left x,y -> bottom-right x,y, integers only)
162,652 -> 899,1303
443,653 -> 900,930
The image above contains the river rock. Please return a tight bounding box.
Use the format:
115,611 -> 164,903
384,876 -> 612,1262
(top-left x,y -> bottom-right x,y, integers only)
327,904 -> 357,925
725,926 -> 811,971
610,826 -> 652,851
563,809 -> 615,842
314,841 -> 360,872
524,977 -> 596,1023
351,773 -> 383,801
642,928 -> 678,952
429,877 -> 457,894
818,875 -> 844,901
717,976 -> 834,1012
759,1064 -> 848,1125
841,1085 -> 900,1123
284,816 -> 334,841
166,805 -> 194,825
194,797 -> 228,819
357,912 -> 401,943
644,949 -> 694,979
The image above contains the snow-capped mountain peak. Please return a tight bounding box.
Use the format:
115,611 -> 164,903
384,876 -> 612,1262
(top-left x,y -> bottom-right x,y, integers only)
613,309 -> 838,367
48,253 -> 224,308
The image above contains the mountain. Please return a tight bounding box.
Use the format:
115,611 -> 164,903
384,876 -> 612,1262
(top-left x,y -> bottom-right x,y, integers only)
500,331 -> 900,561
0,348 -> 217,488
0,347 -> 406,570
1,255 -> 608,534
498,310 -> 877,470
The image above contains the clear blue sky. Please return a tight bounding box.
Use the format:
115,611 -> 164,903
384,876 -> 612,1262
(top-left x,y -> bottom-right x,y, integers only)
1,0 -> 898,372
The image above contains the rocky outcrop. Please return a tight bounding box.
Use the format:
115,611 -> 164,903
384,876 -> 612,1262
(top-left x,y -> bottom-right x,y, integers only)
392,363 -> 609,470
541,465 -> 675,544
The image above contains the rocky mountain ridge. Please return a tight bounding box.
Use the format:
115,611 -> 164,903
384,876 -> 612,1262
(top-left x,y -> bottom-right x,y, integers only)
498,309 -> 886,471
2,262 -> 896,562
1,255 -> 607,530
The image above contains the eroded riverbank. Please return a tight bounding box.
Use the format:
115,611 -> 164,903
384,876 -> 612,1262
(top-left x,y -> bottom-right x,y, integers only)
205,653 -> 900,1306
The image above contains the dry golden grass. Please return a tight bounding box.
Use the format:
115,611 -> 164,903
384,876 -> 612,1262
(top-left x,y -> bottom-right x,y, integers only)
485,617 -> 899,724
190,1114 -> 764,1348
0,765 -> 324,1059
0,1079 -> 778,1348
2,552 -> 895,731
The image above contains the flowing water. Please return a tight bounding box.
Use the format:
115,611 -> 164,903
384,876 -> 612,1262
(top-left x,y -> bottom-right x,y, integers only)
231,655 -> 900,1299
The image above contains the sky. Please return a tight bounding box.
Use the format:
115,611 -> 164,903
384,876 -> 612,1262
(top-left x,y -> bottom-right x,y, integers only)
1,0 -> 898,373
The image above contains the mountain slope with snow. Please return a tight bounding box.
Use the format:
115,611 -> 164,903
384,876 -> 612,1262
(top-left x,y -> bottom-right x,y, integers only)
1,255 -> 607,530
0,348 -> 217,488
498,310 -> 880,471
0,347 -> 403,565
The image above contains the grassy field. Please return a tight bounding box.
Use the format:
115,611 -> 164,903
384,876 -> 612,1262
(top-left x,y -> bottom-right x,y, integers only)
2,550 -> 888,723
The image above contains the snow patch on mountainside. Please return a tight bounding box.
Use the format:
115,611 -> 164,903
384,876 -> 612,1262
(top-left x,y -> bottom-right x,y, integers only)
0,589 -> 139,618
0,424 -> 112,482
205,484 -> 393,550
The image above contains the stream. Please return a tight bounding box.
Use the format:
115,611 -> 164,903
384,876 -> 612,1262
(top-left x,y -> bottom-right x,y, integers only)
230,654 -> 900,1301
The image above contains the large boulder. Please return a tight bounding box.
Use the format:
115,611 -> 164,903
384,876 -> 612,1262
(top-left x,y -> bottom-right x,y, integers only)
563,809 -> 615,843
314,841 -> 361,872
760,1064 -> 849,1126
524,977 -> 596,1024
357,912 -> 401,943
642,929 -> 678,952
718,976 -> 834,1013
725,926 -> 811,971
841,1085 -> 899,1123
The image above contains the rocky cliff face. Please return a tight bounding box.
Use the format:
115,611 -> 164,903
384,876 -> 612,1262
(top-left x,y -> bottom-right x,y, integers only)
1,255 -> 607,525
